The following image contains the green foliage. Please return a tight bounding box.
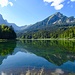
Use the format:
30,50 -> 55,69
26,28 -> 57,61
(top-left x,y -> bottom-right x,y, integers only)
0,24 -> 16,39
19,26 -> 75,39
59,27 -> 75,38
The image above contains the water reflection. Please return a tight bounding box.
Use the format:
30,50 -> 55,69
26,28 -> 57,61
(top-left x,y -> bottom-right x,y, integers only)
0,40 -> 75,75
0,41 -> 16,56
0,41 -> 16,65
0,68 -> 66,75
17,40 -> 75,66
17,40 -> 75,73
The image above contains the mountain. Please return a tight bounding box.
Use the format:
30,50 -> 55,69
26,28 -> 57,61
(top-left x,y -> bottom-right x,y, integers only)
25,12 -> 75,31
18,12 -> 75,39
0,14 -> 21,31
19,25 -> 31,31
0,14 -> 29,32
0,12 -> 75,34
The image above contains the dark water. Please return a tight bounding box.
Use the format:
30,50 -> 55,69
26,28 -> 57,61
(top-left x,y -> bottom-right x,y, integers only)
0,40 -> 75,75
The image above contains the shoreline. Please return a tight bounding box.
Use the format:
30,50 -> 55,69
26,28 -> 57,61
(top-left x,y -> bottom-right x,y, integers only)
1,38 -> 75,42
17,38 -> 75,41
0,39 -> 17,42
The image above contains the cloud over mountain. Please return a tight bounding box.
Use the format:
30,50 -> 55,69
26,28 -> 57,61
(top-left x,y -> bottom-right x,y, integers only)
43,0 -> 65,10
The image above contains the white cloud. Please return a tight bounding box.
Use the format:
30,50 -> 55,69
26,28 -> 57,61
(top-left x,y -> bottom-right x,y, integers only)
43,0 -> 65,10
9,2 -> 13,6
55,69 -> 64,74
54,4 -> 63,10
0,0 -> 13,7
51,69 -> 64,75
71,0 -> 75,2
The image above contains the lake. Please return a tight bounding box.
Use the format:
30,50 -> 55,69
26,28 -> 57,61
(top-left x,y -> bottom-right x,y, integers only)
0,40 -> 75,75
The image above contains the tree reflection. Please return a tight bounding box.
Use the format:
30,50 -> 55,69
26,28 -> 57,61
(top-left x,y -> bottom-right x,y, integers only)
18,40 -> 75,66
0,41 -> 16,64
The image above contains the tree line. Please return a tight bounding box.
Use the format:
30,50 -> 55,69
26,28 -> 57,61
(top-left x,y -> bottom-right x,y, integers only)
19,26 -> 75,39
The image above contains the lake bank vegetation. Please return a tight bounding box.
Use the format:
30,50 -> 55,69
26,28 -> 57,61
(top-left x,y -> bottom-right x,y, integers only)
18,26 -> 75,40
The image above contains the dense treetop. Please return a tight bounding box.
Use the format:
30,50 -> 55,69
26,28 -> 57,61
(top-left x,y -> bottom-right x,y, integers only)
0,24 -> 16,39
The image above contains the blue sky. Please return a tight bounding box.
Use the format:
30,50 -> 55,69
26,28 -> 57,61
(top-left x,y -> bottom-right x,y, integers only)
0,0 -> 75,26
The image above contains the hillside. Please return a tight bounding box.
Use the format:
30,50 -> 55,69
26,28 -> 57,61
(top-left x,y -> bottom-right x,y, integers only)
18,12 -> 75,39
22,12 -> 75,31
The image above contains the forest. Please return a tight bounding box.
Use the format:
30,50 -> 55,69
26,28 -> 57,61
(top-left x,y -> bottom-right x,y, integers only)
0,24 -> 16,39
19,26 -> 75,39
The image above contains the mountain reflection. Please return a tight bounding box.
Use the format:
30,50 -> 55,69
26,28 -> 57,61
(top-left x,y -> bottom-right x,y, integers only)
17,40 -> 75,66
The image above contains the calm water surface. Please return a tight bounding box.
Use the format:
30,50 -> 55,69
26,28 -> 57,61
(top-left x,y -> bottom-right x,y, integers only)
0,40 -> 75,75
